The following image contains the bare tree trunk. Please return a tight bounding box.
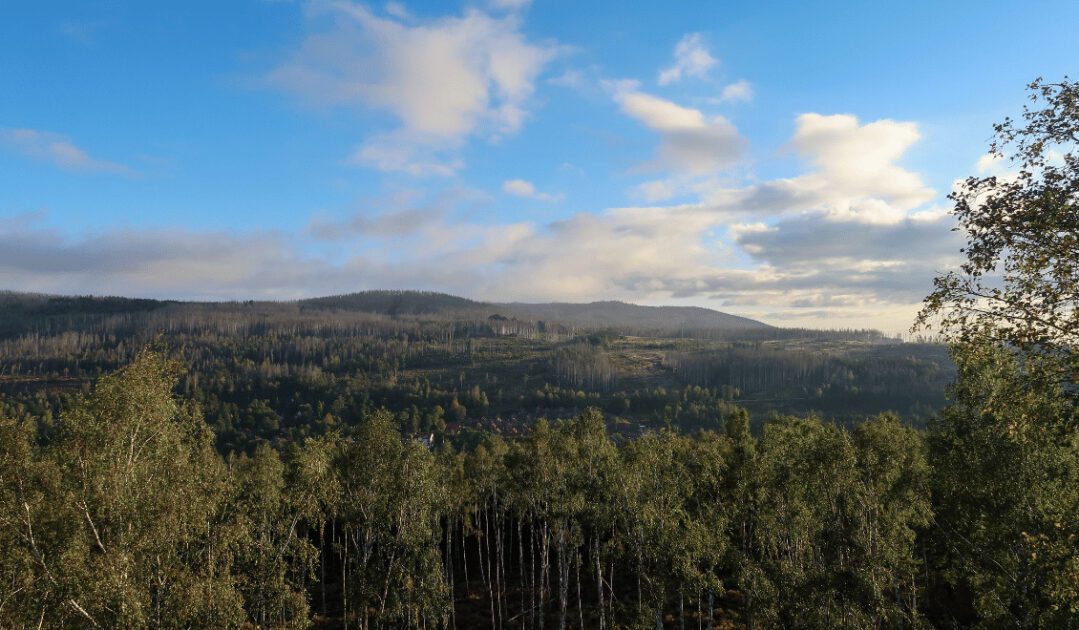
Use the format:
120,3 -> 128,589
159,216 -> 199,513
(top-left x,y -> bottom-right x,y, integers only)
461,517 -> 470,598
607,558 -> 614,628
594,536 -> 605,630
557,531 -> 567,630
530,522 -> 537,630
483,507 -> 496,629
576,548 -> 584,630
446,518 -> 456,630
342,523 -> 348,630
539,520 -> 549,630
320,522 -> 327,617
497,508 -> 507,629
518,519 -> 526,630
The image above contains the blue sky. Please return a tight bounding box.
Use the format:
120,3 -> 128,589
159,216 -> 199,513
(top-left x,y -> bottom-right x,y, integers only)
1,0 -> 1076,333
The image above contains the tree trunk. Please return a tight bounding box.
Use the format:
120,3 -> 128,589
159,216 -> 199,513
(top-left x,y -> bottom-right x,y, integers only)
341,523 -> 348,630
518,518 -> 526,629
594,536 -> 605,630
576,548 -> 583,630
557,531 -> 567,630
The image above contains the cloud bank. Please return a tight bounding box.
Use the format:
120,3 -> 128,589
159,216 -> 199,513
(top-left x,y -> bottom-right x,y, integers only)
0,108 -> 961,333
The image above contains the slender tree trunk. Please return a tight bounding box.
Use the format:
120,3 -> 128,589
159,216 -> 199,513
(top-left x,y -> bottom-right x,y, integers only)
594,535 -> 605,630
576,547 -> 583,630
539,520 -> 549,630
497,509 -> 507,630
446,518 -> 456,630
557,530 -> 567,630
518,518 -> 526,629
342,523 -> 348,630
607,558 -> 614,628
530,521 -> 537,630
321,522 -> 327,617
483,507 -> 496,629
461,517 -> 470,598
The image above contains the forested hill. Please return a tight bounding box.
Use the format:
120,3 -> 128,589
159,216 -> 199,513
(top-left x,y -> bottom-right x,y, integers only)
299,290 -> 772,331
499,300 -> 771,331
0,289 -> 774,336
298,290 -> 486,316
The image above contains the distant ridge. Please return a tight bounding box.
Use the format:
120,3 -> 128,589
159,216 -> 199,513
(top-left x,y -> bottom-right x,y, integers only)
299,290 -> 484,316
497,300 -> 771,331
298,290 -> 771,331
0,289 -> 772,334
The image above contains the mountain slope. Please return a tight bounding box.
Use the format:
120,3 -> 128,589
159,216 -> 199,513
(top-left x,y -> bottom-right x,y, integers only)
300,291 -> 770,331
496,300 -> 771,331
0,290 -> 772,333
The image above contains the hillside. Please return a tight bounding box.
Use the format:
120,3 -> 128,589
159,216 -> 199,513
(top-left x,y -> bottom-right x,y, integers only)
497,300 -> 771,331
298,290 -> 772,332
0,289 -> 773,334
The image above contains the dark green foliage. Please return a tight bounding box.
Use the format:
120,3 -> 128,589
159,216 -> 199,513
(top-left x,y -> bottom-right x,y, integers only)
2,341 -> 1076,627
928,344 -> 1078,626
735,414 -> 931,629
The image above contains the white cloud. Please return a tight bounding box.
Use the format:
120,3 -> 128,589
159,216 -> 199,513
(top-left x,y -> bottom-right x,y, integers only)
718,79 -> 753,103
269,3 -> 557,174
610,85 -> 746,174
502,179 -> 561,201
0,128 -> 134,175
658,33 -> 717,85
706,113 -> 934,225
976,152 -> 1003,174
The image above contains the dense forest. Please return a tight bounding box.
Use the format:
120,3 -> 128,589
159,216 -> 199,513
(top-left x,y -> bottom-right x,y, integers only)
0,82 -> 1076,628
0,292 -> 950,457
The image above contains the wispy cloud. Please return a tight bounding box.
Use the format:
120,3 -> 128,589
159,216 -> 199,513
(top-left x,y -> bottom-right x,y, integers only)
0,128 -> 135,175
658,33 -> 717,85
502,179 -> 561,202
718,79 -> 753,103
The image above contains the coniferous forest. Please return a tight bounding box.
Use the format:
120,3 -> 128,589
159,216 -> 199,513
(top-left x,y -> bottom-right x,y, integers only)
1,82 -> 1077,629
